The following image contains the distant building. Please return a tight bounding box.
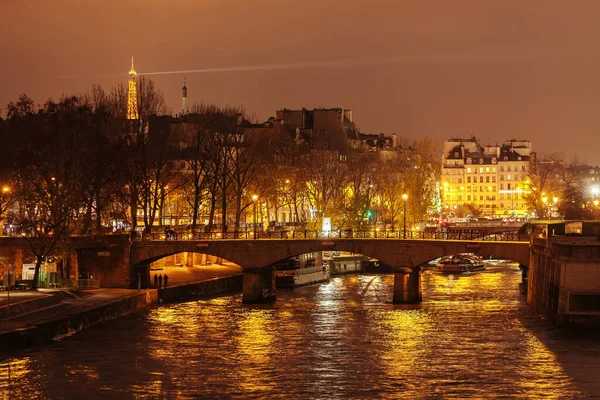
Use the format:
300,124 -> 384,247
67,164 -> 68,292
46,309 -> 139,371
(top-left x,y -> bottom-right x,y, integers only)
441,137 -> 533,217
566,164 -> 600,197
276,107 -> 357,151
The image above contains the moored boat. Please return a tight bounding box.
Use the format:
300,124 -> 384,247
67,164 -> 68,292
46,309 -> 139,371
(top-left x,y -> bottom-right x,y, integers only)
436,253 -> 486,273
276,264 -> 331,287
275,252 -> 331,287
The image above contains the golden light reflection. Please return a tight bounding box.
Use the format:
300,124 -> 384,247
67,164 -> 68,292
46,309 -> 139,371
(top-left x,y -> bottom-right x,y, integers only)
0,357 -> 42,399
235,309 -> 277,393
378,309 -> 431,377
0,357 -> 34,382
152,307 -> 180,325
67,364 -> 100,381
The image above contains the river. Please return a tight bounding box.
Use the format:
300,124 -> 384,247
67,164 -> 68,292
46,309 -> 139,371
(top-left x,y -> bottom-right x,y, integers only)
2,263 -> 600,399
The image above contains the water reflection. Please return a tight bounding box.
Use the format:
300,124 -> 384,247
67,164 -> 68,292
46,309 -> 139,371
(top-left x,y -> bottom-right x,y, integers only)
236,309 -> 277,393
378,309 -> 431,380
0,265 -> 594,398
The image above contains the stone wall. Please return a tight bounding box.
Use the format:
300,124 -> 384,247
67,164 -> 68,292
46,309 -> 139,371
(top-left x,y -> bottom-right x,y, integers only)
0,290 -> 158,351
158,274 -> 242,303
529,236 -> 600,326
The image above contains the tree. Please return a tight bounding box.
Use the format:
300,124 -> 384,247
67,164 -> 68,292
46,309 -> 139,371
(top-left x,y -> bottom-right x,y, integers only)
523,154 -> 564,218
300,150 -> 348,229
117,77 -> 168,232
344,152 -> 377,229
179,124 -> 211,234
402,139 -> 441,228
0,118 -> 17,233
7,97 -> 88,288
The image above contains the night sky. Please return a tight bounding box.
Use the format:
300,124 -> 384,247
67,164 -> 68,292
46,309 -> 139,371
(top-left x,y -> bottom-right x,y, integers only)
2,0 -> 600,163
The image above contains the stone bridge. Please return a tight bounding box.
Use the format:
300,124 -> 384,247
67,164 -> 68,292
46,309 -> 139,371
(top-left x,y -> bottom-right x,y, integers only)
131,238 -> 529,271
129,238 -> 530,304
1,235 -> 530,305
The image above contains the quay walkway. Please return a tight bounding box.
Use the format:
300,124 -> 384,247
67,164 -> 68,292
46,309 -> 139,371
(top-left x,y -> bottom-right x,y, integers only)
0,264 -> 241,350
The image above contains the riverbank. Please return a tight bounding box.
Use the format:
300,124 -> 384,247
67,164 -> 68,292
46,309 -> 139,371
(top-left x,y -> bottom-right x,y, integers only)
0,264 -> 242,352
0,289 -> 158,352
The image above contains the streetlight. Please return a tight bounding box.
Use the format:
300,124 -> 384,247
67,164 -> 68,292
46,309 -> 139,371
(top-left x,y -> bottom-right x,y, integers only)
402,193 -> 408,239
542,196 -> 548,219
252,194 -> 258,239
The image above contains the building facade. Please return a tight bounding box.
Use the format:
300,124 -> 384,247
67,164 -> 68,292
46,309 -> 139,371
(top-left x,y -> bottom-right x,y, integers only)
441,137 -> 533,218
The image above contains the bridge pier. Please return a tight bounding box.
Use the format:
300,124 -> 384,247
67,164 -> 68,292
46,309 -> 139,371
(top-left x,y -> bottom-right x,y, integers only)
131,263 -> 151,289
393,267 -> 422,304
242,267 -> 276,303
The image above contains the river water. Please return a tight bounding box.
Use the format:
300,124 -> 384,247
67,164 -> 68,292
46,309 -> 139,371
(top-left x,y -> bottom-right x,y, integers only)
2,263 -> 600,399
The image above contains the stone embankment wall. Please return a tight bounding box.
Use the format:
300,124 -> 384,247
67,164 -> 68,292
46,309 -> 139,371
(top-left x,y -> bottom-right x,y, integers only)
529,234 -> 600,326
0,290 -> 158,351
159,274 -> 242,303
0,295 -> 61,318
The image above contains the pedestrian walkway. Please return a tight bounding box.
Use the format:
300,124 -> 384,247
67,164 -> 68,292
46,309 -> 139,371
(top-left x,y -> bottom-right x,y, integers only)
148,263 -> 241,287
0,264 -> 242,335
0,288 -> 140,333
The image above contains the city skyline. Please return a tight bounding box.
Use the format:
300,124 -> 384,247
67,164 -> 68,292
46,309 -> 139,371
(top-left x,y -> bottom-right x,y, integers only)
3,1 -> 600,164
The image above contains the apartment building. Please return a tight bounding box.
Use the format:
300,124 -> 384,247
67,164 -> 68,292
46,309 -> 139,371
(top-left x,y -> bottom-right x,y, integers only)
441,137 -> 532,217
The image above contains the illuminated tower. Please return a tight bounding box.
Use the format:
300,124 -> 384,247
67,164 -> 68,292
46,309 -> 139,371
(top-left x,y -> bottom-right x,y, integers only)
127,57 -> 139,120
181,78 -> 189,115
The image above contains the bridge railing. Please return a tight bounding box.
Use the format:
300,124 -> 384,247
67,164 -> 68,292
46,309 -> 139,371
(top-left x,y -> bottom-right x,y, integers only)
135,230 -> 529,242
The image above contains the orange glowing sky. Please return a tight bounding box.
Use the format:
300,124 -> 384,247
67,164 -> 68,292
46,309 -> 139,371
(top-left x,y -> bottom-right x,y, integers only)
2,0 -> 600,163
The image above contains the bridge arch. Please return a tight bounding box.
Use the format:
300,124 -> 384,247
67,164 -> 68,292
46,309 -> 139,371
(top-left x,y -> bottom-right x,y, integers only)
129,239 -> 530,302
131,239 -> 530,271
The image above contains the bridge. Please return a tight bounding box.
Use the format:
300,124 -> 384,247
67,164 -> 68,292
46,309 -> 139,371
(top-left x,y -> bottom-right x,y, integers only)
0,229 -> 530,305
128,235 -> 529,304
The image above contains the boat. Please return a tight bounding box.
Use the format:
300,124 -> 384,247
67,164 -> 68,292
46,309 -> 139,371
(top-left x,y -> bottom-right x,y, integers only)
329,253 -> 369,275
275,253 -> 331,287
436,253 -> 486,273
276,264 -> 331,287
